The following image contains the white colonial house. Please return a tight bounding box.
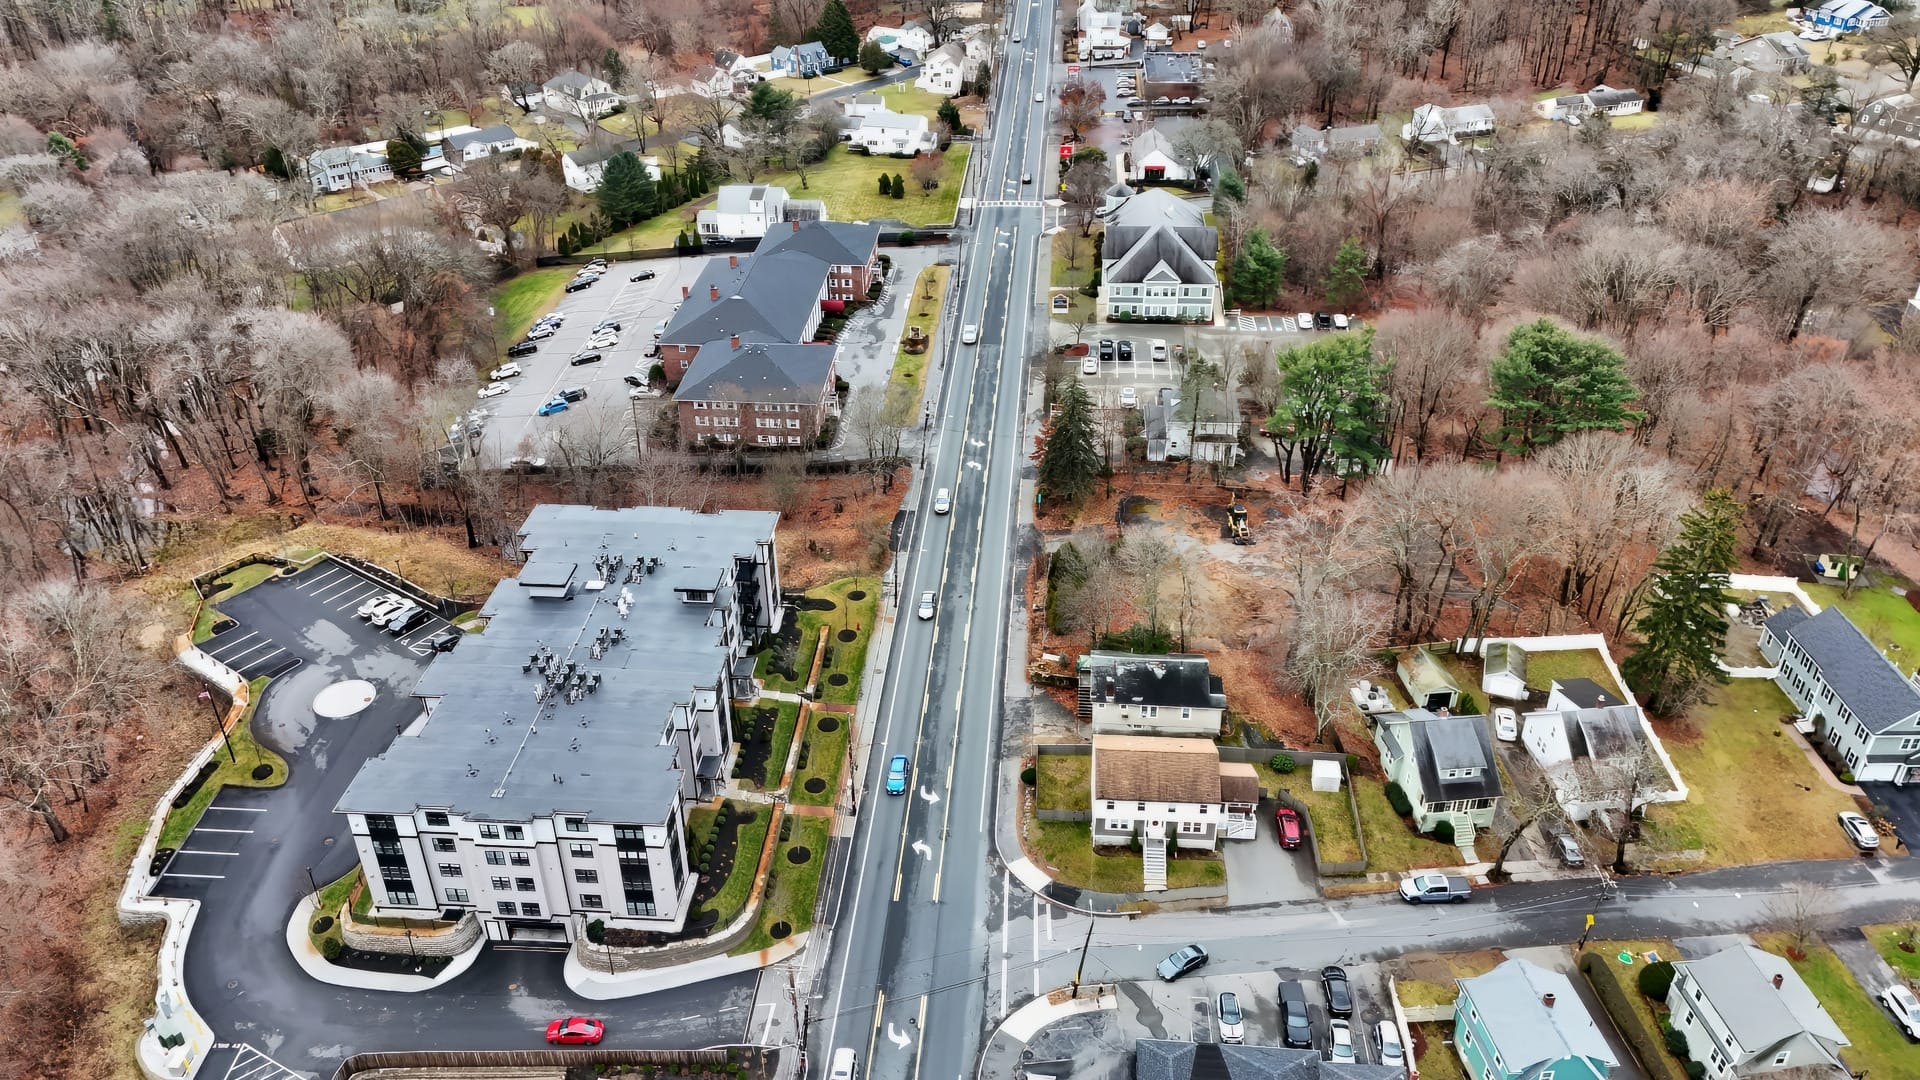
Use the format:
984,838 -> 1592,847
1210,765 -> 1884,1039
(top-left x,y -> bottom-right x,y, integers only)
848,109 -> 939,155
866,21 -> 936,55
1078,651 -> 1226,737
544,70 -> 623,120
307,138 -> 452,194
561,141 -> 659,193
916,42 -> 976,95
1402,102 -> 1496,143
1534,84 -> 1646,121
1762,606 -> 1920,783
692,183 -> 826,242
1668,945 -> 1850,1078
1089,735 -> 1261,890
1098,188 -> 1219,323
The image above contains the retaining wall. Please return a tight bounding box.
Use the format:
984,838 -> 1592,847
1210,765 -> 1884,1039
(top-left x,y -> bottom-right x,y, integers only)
340,910 -> 482,957
333,1047 -> 740,1080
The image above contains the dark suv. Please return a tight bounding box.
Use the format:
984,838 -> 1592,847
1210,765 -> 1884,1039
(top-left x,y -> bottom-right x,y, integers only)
1117,339 -> 1134,361
1097,338 -> 1115,361
507,341 -> 538,358
1279,981 -> 1312,1049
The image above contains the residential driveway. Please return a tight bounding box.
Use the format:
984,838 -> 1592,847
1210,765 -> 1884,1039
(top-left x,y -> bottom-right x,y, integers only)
1863,783 -> 1919,854
1826,928 -> 1902,997
1504,946 -> 1647,1080
1223,802 -> 1319,907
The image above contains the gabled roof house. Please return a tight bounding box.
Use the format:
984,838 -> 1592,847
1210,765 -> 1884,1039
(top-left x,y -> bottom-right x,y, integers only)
1762,605 -> 1920,783
1455,958 -> 1619,1080
1373,708 -> 1505,836
1097,188 -> 1219,323
1668,945 -> 1849,1078
1076,651 -> 1226,737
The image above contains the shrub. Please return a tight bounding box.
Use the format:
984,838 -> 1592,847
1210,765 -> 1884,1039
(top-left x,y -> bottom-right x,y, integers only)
1684,1063 -> 1705,1080
1456,692 -> 1480,715
1344,753 -> 1360,774
1840,771 -> 1855,783
699,859 -> 711,873
586,918 -> 606,944
1021,765 -> 1037,785
1432,819 -> 1456,845
1269,753 -> 1297,774
1384,781 -> 1413,816
320,937 -> 344,962
1663,1025 -> 1689,1059
1638,959 -> 1676,1002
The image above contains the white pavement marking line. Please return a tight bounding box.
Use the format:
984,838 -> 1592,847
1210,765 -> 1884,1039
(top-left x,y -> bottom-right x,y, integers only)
193,827 -> 254,834
911,839 -> 933,860
755,1001 -> 777,1044
163,871 -> 226,879
207,804 -> 268,812
887,1022 -> 912,1050
178,848 -> 239,855
222,1043 -> 307,1080
292,567 -> 342,591
314,577 -> 365,602
237,647 -> 288,671
207,631 -> 261,656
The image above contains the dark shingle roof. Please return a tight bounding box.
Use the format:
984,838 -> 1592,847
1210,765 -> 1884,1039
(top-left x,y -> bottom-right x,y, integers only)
660,251 -> 824,347
1552,677 -> 1624,710
1393,709 -> 1504,804
676,340 -> 836,405
752,220 -> 880,269
1080,650 -> 1224,709
1768,605 -> 1920,733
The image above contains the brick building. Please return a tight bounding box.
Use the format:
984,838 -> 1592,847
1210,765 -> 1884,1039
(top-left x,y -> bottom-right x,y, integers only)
676,336 -> 839,450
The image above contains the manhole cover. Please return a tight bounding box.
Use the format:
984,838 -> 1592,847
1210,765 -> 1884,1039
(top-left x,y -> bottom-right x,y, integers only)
787,846 -> 812,864
805,778 -> 827,794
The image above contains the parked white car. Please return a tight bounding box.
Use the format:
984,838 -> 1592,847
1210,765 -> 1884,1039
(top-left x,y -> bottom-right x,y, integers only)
1840,810 -> 1881,851
1880,983 -> 1920,1040
489,362 -> 523,380
1493,706 -> 1519,742
479,381 -> 511,398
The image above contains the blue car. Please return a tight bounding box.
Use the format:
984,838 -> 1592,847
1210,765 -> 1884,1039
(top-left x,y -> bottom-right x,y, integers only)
885,754 -> 910,795
537,396 -> 569,416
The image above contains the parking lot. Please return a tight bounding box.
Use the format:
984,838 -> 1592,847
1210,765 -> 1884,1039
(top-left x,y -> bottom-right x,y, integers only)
472,256 -> 709,464
1114,961 -> 1399,1063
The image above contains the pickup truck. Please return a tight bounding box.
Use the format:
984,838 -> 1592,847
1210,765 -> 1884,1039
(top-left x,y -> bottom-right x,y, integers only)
1399,872 -> 1472,904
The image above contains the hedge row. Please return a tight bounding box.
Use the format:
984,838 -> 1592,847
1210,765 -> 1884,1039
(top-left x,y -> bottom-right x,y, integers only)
1577,952 -> 1691,1080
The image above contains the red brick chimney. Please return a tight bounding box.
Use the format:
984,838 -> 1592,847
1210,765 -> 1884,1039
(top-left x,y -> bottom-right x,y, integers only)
730,334 -> 740,349
1773,974 -> 1784,989
729,255 -> 739,268
792,220 -> 801,233
710,285 -> 719,300
1542,993 -> 1556,1008
681,285 -> 690,299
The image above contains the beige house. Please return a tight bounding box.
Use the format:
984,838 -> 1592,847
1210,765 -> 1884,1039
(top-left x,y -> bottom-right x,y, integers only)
1090,735 -> 1260,889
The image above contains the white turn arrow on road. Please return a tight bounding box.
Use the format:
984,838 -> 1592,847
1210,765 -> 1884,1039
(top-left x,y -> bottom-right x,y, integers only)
887,1023 -> 912,1049
918,785 -> 941,804
912,839 -> 933,860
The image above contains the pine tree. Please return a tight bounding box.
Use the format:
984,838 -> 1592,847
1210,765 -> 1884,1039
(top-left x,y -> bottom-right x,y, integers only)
937,97 -> 963,133
596,152 -> 657,229
1035,379 -> 1102,504
1269,329 -> 1390,496
384,137 -> 424,178
1227,228 -> 1286,309
1324,237 -> 1369,307
890,173 -> 905,198
812,0 -> 860,64
1621,490 -> 1742,715
1487,318 -> 1644,453
858,40 -> 894,75
878,173 -> 892,196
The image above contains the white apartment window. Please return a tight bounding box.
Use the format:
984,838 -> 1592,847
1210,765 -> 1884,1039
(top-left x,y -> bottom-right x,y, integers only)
1903,737 -> 1920,751
758,435 -> 777,445
497,901 -> 517,915
1103,819 -> 1132,831
568,842 -> 593,858
438,863 -> 462,877
522,902 -> 541,916
490,876 -> 511,890
432,837 -> 456,852
479,825 -> 499,839
1104,801 -> 1115,811
515,878 -> 536,891
787,436 -> 801,445
786,419 -> 800,428
694,402 -> 707,409
504,826 -> 524,840
485,850 -> 506,865
445,888 -> 469,903
1179,820 -> 1205,834
695,416 -> 709,427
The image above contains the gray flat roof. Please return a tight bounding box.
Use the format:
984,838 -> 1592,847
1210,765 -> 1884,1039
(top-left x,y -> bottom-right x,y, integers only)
336,506 -> 777,824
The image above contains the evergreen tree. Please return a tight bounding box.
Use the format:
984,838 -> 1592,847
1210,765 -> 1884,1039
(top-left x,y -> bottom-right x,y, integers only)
812,0 -> 860,63
262,146 -> 291,180
1487,318 -> 1644,453
385,138 -> 424,178
1227,228 -> 1286,309
1215,169 -> 1245,203
890,173 -> 906,198
596,152 -> 657,229
859,40 -> 894,74
878,173 -> 892,196
602,47 -> 626,89
1324,237 -> 1368,307
1035,379 -> 1102,504
937,97 -> 964,133
744,81 -> 799,125
1621,490 -> 1742,715
1267,329 -> 1390,496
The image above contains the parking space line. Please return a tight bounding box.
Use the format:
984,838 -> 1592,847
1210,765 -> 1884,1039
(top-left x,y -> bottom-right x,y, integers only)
161,871 -> 226,880
221,1043 -> 307,1080
292,567 -> 346,592
224,641 -> 284,666
206,804 -> 268,812
178,848 -> 239,855
204,631 -> 261,657
193,827 -> 255,834
317,578 -> 374,604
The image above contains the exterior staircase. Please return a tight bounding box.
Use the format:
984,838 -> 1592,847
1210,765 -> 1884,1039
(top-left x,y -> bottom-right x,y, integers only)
1142,836 -> 1168,892
1451,815 -> 1478,864
1076,678 -> 1093,722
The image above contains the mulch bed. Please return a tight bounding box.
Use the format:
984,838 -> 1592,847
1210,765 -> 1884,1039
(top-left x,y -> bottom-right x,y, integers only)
732,707 -> 782,788
330,947 -> 453,978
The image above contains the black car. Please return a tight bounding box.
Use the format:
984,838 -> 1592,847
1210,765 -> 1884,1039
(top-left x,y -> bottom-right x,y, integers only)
1117,339 -> 1134,361
388,607 -> 431,636
1279,981 -> 1312,1049
1098,338 -> 1115,360
631,270 -> 656,282
624,372 -> 650,388
1322,965 -> 1353,1018
559,386 -> 588,403
1314,312 -> 1334,330
569,351 -> 604,366
1155,944 -> 1208,981
426,629 -> 462,652
565,279 -> 594,292
506,341 -> 539,358
595,320 -> 623,333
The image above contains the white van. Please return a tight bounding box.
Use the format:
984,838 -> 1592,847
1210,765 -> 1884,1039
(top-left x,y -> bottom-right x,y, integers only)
828,1048 -> 858,1080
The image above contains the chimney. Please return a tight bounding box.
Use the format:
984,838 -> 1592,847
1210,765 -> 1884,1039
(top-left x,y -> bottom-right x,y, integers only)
729,255 -> 739,268
792,219 -> 801,233
710,285 -> 720,300
1773,973 -> 1784,990
681,285 -> 690,299
1542,993 -> 1556,1009
730,334 -> 740,350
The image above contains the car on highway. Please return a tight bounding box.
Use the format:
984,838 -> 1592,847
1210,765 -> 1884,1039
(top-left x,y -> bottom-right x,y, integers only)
1011,33 -> 1020,42
1881,983 -> 1920,1040
358,593 -> 405,620
828,1048 -> 858,1080
1274,805 -> 1303,849
388,607 -> 430,636
1034,91 -> 1043,102
1080,356 -> 1098,375
507,341 -> 538,358
538,396 -> 570,416
1375,1021 -> 1406,1067
1328,1019 -> 1355,1062
934,488 -> 952,514
1156,944 -> 1208,981
1840,810 -> 1881,851
546,1017 -> 605,1045
479,381 -> 511,398
917,591 -> 936,620
962,324 -> 979,344
1279,981 -> 1312,1048
489,362 -> 524,380
1494,706 -> 1518,741
1021,172 -> 1031,184
1119,386 -> 1137,408
886,753 -> 911,794
1322,965 -> 1353,1018
1216,992 -> 1244,1044
569,351 -> 604,366
631,269 -> 656,282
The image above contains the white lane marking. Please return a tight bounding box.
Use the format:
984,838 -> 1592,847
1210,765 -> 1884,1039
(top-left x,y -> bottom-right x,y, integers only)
294,568 -> 346,591
887,1022 -> 911,1049
205,632 -> 261,657
313,577 -> 366,602
177,849 -> 239,856
236,647 -> 288,671
206,804 -> 268,812
162,872 -> 225,880
917,785 -> 940,804
911,840 -> 932,860
192,827 -> 254,834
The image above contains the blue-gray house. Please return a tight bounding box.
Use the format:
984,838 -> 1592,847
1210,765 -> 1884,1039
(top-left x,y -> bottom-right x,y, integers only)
1455,959 -> 1618,1080
1809,0 -> 1890,32
771,41 -> 833,76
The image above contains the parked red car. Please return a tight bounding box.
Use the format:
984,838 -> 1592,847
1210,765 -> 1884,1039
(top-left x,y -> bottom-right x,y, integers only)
1274,806 -> 1303,849
546,1017 -> 606,1045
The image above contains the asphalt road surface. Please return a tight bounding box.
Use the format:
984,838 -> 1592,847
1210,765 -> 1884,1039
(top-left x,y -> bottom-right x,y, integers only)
811,2 -> 1057,1076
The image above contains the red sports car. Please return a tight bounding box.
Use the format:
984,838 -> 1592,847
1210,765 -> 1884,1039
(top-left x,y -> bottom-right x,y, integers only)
1274,806 -> 1303,850
546,1017 -> 606,1045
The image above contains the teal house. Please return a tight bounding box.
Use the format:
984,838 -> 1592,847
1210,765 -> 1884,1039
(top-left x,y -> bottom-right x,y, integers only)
1455,958 -> 1618,1080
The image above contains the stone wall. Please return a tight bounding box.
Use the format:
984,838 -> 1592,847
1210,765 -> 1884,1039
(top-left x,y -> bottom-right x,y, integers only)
341,910 -> 482,957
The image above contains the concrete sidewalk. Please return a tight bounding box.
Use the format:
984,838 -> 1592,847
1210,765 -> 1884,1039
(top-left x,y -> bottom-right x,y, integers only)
564,933 -> 807,1000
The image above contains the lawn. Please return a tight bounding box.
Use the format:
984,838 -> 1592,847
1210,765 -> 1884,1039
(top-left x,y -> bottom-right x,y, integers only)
748,143 -> 971,225
884,264 -> 950,424
734,814 -> 830,954
1866,922 -> 1920,981
688,800 -> 774,931
1036,754 -> 1092,812
1639,679 -> 1859,868
871,84 -> 947,121
791,707 -> 850,807
580,200 -> 701,254
761,700 -> 803,789
1051,229 -> 1097,289
755,627 -> 816,694
1353,776 -> 1461,873
158,677 -> 287,850
1394,948 -> 1507,1007
1524,649 -> 1624,699
489,267 -> 571,356
1577,939 -> 1686,1074
1293,785 -> 1363,864
307,866 -> 362,954
1411,1023 -> 1467,1080
1024,819 -> 1225,893
797,577 -> 882,705
1805,581 -> 1920,659
1755,934 -> 1916,1079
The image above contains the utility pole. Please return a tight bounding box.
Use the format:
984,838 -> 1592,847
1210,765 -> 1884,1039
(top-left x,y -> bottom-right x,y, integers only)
1070,918 -> 1094,998
199,690 -> 236,763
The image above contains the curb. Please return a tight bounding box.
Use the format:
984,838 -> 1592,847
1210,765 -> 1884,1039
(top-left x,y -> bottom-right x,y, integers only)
281,900 -> 485,993
564,933 -> 808,999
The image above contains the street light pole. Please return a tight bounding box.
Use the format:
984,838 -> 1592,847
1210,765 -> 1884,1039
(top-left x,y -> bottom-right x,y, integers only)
1070,919 -> 1094,998
199,690 -> 235,763
405,926 -> 421,973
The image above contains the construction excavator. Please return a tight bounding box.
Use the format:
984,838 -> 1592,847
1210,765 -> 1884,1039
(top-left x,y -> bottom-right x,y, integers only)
1226,501 -> 1253,545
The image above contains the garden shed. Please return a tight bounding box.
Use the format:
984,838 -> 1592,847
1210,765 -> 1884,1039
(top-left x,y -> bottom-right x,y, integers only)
1396,647 -> 1462,711
1481,641 -> 1530,702
1311,758 -> 1342,793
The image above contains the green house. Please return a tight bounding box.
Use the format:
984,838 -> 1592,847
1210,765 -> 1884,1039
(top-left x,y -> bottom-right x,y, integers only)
1374,708 -> 1503,836
1455,958 -> 1617,1080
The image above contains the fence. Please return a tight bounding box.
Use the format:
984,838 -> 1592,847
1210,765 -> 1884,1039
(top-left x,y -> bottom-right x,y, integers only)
332,1047 -> 751,1079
